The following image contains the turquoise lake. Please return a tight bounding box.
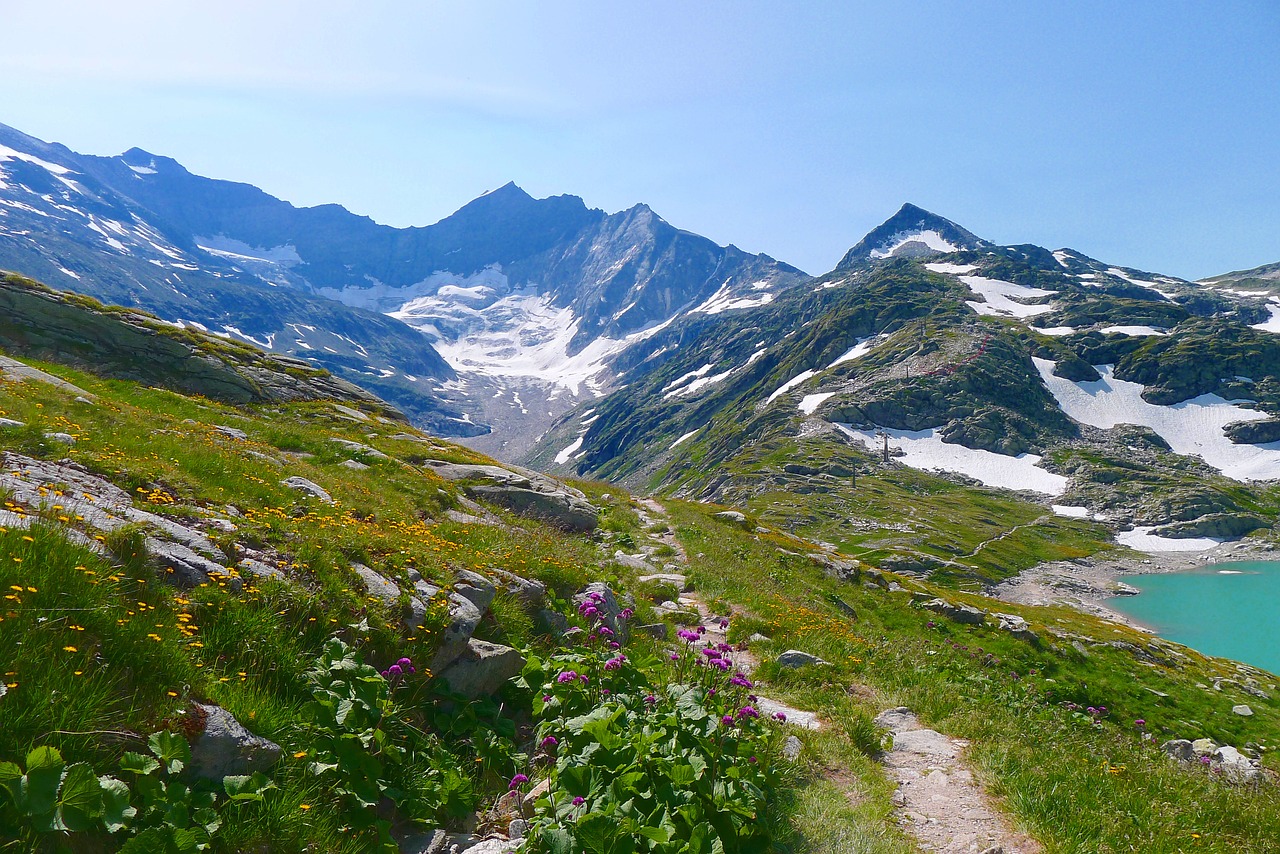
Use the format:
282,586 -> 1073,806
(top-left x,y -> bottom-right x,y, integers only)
1108,560 -> 1280,675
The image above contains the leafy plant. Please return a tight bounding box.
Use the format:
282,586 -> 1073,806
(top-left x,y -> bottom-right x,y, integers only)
0,745 -> 131,835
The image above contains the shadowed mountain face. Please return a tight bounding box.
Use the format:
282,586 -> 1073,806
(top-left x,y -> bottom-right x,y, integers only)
0,122 -> 807,451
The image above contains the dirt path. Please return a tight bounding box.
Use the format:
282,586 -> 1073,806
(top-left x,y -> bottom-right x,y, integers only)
875,708 -> 1041,854
637,498 -> 1038,852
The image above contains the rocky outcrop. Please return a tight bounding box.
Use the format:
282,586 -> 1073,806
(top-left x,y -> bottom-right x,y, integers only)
1152,512 -> 1267,539
777,650 -> 829,668
188,704 -> 281,781
280,476 -> 333,504
422,460 -> 599,533
0,273 -> 401,415
437,640 -> 526,700
922,598 -> 987,625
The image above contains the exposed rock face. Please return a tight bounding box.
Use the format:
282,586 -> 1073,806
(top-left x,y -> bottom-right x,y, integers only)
1152,513 -> 1267,539
437,639 -> 526,700
777,650 -> 829,668
0,274 -> 401,415
422,460 -> 599,532
188,704 -> 281,781
922,598 -> 987,625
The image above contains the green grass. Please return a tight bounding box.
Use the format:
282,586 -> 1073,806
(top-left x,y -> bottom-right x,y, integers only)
665,499 -> 1280,852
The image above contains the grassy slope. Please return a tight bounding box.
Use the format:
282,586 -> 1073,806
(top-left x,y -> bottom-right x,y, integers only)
667,501 -> 1280,852
5,351 -> 1280,851
0,358 -> 618,850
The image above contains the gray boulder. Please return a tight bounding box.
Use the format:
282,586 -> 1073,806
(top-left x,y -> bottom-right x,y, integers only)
993,612 -> 1038,642
147,538 -> 240,590
340,460 -> 370,471
437,640 -> 526,700
777,649 -> 829,668
466,484 -> 598,533
713,510 -> 749,527
0,418 -> 25,428
637,572 -> 690,591
330,438 -> 388,459
353,563 -> 400,603
188,704 -> 281,780
575,582 -> 628,641
280,476 -> 333,504
922,598 -> 986,625
1161,739 -> 1195,762
214,425 -> 248,441
454,569 -> 497,613
782,735 -> 803,760
1234,704 -> 1255,717
1214,745 -> 1263,782
491,568 -> 547,611
1192,738 -> 1219,757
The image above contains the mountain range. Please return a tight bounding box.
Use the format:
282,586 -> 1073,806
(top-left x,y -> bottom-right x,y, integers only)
3,120 -> 1280,578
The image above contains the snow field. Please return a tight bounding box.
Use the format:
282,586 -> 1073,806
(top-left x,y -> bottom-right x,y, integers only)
833,424 -> 1068,495
1033,358 -> 1280,481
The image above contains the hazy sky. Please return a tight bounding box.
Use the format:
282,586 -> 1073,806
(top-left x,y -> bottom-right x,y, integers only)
2,1 -> 1276,279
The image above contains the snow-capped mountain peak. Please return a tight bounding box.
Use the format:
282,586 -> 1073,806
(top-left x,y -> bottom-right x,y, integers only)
837,202 -> 991,268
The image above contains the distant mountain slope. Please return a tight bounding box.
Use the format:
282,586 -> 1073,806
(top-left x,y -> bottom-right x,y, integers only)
528,206 -> 1280,579
0,121 -> 808,454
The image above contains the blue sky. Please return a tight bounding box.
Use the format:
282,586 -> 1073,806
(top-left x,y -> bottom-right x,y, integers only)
1,1 -> 1276,279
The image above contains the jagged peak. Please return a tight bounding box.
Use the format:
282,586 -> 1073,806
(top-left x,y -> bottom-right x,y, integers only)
836,203 -> 990,270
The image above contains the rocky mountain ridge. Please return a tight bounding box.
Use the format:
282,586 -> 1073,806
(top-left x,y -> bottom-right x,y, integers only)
0,122 -> 806,455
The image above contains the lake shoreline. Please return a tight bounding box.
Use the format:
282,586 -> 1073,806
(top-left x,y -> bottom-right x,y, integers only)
992,538 -> 1280,631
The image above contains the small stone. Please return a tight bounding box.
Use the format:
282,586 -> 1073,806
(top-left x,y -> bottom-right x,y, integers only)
891,788 -> 906,807
214,425 -> 248,441
1234,704 -> 1255,716
748,632 -> 772,643
782,735 -> 803,760
507,819 -> 528,840
1161,739 -> 1194,762
1191,738 -> 1219,756
340,459 -> 370,471
713,510 -> 749,527
43,432 -> 75,444
280,476 -> 333,504
636,623 -> 670,639
776,649 -> 829,668
0,418 -> 24,428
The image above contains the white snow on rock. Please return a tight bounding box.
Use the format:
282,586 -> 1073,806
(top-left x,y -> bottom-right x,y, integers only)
1052,250 -> 1075,269
1100,325 -> 1167,337
799,393 -> 835,415
0,143 -> 71,175
961,276 -> 1056,319
1034,358 -> 1280,481
833,424 -> 1068,495
1117,526 -> 1222,552
766,370 -> 817,404
1036,326 -> 1077,337
1104,267 -> 1178,300
554,435 -> 584,465
923,262 -> 978,275
829,335 -> 885,367
870,230 -> 958,260
1051,505 -> 1090,518
1251,304 -> 1280,333
670,429 -> 700,449
691,279 -> 774,315
195,235 -> 302,265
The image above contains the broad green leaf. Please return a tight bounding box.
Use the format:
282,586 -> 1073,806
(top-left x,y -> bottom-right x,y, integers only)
57,762 -> 105,832
119,826 -> 171,853
148,730 -> 191,769
99,775 -> 136,833
223,771 -> 275,801
22,747 -> 64,817
576,812 -> 618,853
543,827 -> 576,854
193,806 -> 222,835
121,751 -> 162,776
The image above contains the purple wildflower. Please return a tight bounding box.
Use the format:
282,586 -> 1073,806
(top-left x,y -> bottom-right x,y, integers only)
509,774 -> 529,789
773,712 -> 787,722
388,664 -> 403,677
572,796 -> 585,806
556,671 -> 578,683
540,736 -> 559,748
645,694 -> 657,705
736,705 -> 759,720
721,714 -> 735,726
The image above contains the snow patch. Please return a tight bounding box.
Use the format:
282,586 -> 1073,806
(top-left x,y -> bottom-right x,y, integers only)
766,370 -> 817,404
554,435 -> 584,465
0,143 -> 71,175
1051,505 -> 1090,518
829,336 -> 884,367
799,393 -> 835,415
923,262 -> 978,275
692,280 -> 774,315
834,424 -> 1068,495
196,235 -> 302,265
1036,327 -> 1077,337
1116,527 -> 1222,552
1251,304 -> 1280,333
961,275 -> 1055,319
870,230 -> 958,260
1034,358 -> 1280,481
1099,325 -> 1167,337
670,429 -> 700,449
